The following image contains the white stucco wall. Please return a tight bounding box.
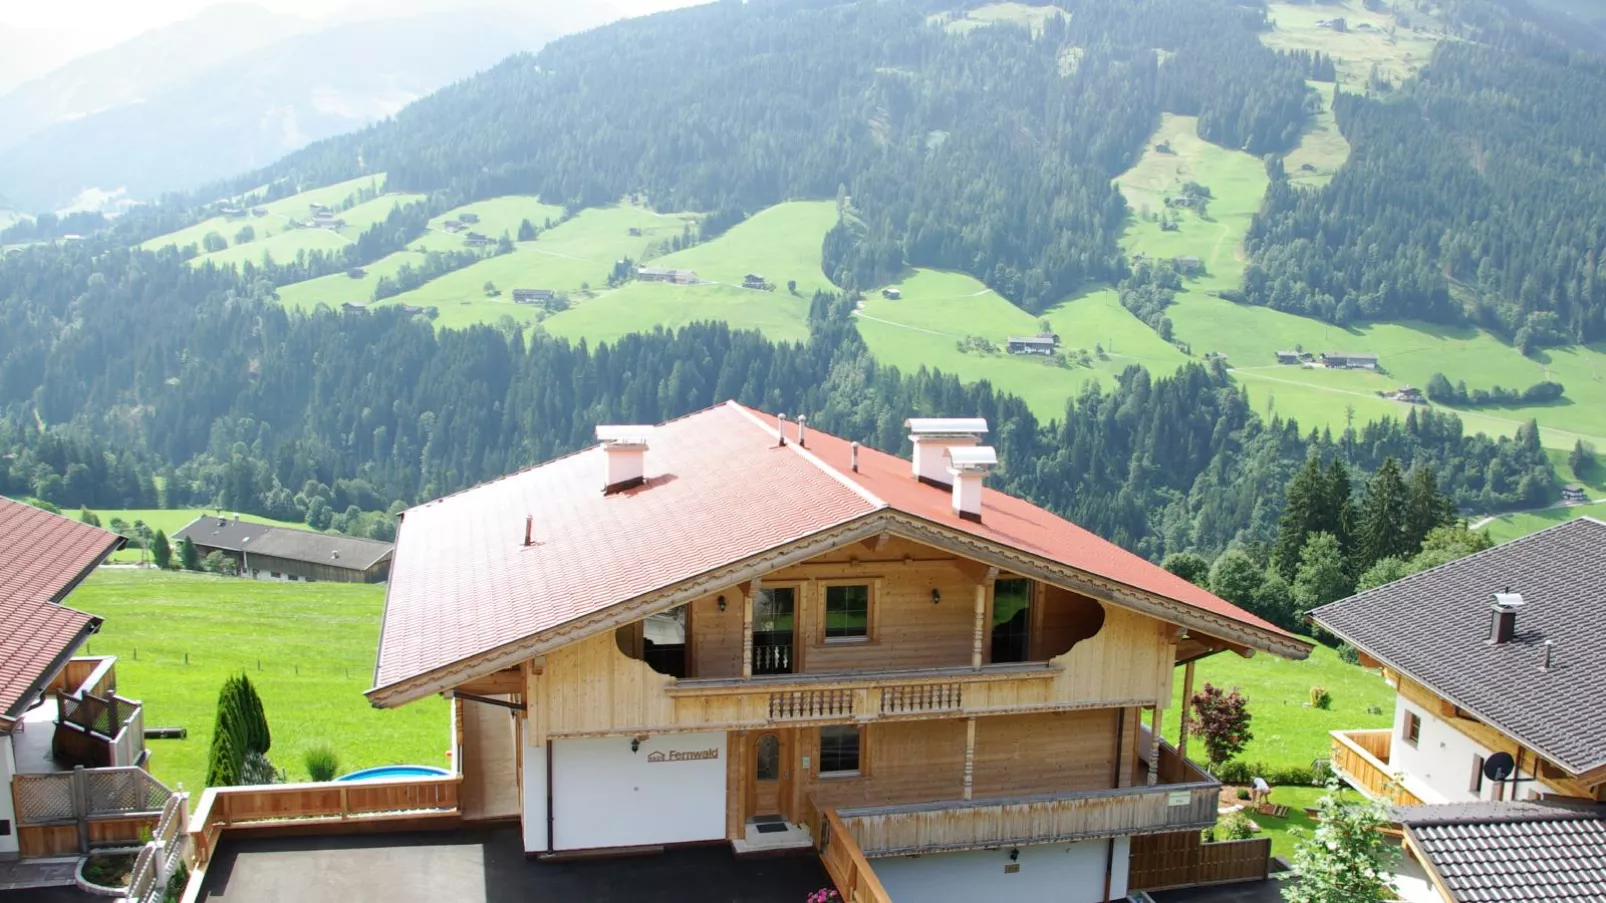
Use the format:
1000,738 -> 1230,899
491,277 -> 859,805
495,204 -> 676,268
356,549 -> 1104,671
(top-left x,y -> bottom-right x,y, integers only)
1389,695 -> 1553,803
871,837 -> 1129,903
548,732 -> 727,851
1,734 -> 19,856
521,742 -> 548,853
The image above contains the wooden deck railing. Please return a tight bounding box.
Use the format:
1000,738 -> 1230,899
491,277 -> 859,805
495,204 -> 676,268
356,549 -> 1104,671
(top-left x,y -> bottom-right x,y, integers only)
186,774 -> 464,870
1130,832 -> 1271,891
835,780 -> 1220,857
819,808 -> 893,903
52,655 -> 145,769
1330,729 -> 1425,806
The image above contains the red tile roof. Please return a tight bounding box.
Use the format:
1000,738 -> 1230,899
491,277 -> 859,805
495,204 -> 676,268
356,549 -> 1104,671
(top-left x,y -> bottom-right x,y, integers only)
372,402 -> 1302,701
0,496 -> 121,722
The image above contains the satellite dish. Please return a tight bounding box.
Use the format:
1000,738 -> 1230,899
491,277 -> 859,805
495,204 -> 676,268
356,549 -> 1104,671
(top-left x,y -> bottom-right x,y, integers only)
1484,751 -> 1516,782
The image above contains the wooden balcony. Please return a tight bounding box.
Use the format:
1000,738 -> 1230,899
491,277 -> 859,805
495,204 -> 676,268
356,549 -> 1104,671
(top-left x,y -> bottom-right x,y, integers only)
832,780 -> 1220,857
667,661 -> 1059,726
48,656 -> 147,769
1329,729 -> 1425,806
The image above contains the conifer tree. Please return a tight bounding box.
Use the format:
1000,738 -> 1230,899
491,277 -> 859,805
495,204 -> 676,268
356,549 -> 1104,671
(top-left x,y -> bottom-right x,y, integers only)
1402,465 -> 1454,554
151,529 -> 172,570
179,536 -> 202,571
1357,457 -> 1410,571
1273,456 -> 1326,581
1319,458 -> 1355,558
1293,531 -> 1353,619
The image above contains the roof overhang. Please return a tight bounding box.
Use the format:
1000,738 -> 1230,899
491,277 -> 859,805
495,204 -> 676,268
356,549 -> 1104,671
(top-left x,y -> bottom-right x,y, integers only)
368,510 -> 1309,709
1312,613 -> 1599,780
1,612 -> 101,726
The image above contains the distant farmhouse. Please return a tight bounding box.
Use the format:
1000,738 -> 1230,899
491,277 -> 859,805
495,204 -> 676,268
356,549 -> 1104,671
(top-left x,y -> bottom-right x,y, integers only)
637,266 -> 699,285
219,205 -> 246,219
1320,352 -> 1380,370
458,212 -> 480,224
1274,350 -> 1307,365
1562,484 -> 1588,503
174,516 -> 394,583
1007,334 -> 1060,356
342,302 -> 368,315
347,267 -> 367,279
1385,386 -> 1425,404
1172,256 -> 1204,275
443,220 -> 466,234
309,203 -> 330,214
882,287 -> 902,300
741,273 -> 773,291
251,207 -> 268,217
394,304 -> 433,317
464,232 -> 493,247
513,289 -> 556,305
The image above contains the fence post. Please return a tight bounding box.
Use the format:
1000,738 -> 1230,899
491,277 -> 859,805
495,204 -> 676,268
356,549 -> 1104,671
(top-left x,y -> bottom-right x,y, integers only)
72,766 -> 91,853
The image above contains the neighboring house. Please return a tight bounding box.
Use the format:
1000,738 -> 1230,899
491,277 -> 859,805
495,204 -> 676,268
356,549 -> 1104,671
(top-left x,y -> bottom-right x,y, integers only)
443,220 -> 466,234
1006,335 -> 1057,356
0,496 -> 148,859
173,516 -> 393,583
1313,518 -> 1606,809
341,302 -> 368,316
1171,256 -> 1203,275
881,287 -> 901,300
636,266 -> 699,284
512,289 -> 555,305
1562,484 -> 1587,503
1320,352 -> 1380,370
1394,800 -> 1606,903
742,273 -> 770,290
1274,350 -> 1302,365
458,213 -> 480,224
367,403 -> 1308,899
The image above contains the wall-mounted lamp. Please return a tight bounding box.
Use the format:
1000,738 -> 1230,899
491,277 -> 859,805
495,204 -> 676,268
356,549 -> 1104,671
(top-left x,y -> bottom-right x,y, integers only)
1008,848 -> 1019,862
717,594 -> 727,613
631,737 -> 641,754
931,588 -> 941,605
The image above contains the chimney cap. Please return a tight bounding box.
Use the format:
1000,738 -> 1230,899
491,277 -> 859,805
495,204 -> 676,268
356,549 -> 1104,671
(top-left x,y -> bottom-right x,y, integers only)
596,424 -> 653,447
906,417 -> 988,437
945,446 -> 998,471
1492,592 -> 1526,611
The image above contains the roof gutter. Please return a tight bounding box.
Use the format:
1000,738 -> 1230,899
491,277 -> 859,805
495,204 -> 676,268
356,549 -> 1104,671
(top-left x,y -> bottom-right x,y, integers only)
1312,614 -> 1597,780
2,615 -> 101,723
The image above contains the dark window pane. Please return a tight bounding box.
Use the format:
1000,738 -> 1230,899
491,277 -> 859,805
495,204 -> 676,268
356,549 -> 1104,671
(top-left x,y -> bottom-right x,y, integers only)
820,726 -> 861,774
825,584 -> 869,639
991,578 -> 1032,663
754,588 -> 795,674
756,734 -> 780,781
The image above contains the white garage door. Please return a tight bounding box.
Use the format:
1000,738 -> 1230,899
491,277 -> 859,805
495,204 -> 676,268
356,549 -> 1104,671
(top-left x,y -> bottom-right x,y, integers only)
550,732 -> 728,851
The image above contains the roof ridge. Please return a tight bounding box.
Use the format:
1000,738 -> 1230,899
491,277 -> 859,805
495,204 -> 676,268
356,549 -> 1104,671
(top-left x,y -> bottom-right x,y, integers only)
726,402 -> 886,509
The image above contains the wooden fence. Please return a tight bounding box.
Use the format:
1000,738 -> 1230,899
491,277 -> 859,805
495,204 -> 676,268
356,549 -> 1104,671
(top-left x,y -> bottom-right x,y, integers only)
11,766 -> 172,858
187,774 -> 464,870
1128,831 -> 1271,891
818,808 -> 893,903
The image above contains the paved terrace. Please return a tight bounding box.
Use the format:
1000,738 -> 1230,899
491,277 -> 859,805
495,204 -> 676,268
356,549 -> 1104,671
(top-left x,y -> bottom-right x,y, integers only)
195,827 -> 830,902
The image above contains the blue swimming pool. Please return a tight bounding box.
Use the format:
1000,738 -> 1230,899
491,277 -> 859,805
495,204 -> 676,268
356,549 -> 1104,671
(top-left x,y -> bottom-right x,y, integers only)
335,765 -> 451,782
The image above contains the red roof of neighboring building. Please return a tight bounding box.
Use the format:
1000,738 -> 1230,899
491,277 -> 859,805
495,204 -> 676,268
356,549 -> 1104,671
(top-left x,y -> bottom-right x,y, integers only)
0,496 -> 121,722
372,402 -> 1302,700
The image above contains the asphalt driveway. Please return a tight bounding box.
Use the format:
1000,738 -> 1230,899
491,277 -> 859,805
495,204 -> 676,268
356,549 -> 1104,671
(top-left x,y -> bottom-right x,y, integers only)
197,827 -> 830,903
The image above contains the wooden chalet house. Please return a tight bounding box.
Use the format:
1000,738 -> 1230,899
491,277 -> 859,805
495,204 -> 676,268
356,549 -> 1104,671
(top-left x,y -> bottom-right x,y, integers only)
1,497 -> 158,860
173,516 -> 393,584
369,404 -> 1308,900
1313,518 -> 1606,810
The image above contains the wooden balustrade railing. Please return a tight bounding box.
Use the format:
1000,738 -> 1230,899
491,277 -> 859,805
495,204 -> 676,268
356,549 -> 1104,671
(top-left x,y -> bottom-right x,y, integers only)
769,688 -> 855,720
1330,729 -> 1423,806
819,808 -> 894,903
879,682 -> 962,715
187,775 -> 463,870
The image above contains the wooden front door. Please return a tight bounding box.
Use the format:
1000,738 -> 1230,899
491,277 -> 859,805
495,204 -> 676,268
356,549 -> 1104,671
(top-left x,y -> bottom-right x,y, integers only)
749,730 -> 792,818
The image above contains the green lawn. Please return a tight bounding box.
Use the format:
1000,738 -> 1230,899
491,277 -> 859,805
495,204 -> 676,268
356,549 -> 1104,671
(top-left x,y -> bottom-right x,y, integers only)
1164,642 -> 1395,773
542,201 -> 838,344
1261,0 -> 1445,87
1239,784 -> 1361,861
85,508 -> 305,563
140,175 -> 390,255
71,569 -> 446,793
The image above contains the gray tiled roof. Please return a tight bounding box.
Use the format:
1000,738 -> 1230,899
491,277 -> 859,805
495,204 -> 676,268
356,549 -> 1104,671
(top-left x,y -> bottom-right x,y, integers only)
1400,802 -> 1606,901
175,516 -> 392,571
1310,517 -> 1606,776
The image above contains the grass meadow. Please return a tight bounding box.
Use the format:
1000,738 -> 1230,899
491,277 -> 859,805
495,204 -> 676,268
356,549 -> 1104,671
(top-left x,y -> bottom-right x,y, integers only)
72,569 -> 446,793
1261,0 -> 1445,87
1283,82 -> 1351,189
139,175 -> 392,255
930,2 -> 1068,36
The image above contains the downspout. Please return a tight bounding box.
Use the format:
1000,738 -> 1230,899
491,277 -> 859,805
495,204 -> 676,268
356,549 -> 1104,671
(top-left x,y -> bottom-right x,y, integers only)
546,742 -> 556,854
1104,708 -> 1126,903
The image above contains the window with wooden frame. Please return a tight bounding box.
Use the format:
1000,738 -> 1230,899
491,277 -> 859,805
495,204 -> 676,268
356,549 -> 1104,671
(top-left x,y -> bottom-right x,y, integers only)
818,725 -> 863,777
1470,754 -> 1485,793
1403,711 -> 1421,746
822,581 -> 873,643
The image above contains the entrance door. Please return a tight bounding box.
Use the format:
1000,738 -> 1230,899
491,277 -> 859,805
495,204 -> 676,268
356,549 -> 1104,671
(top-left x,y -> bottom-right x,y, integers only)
750,731 -> 791,818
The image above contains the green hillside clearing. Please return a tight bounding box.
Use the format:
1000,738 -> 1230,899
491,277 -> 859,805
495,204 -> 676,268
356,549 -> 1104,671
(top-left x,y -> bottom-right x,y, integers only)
73,569 -> 445,793
1262,0 -> 1446,87
930,2 -> 1068,36
139,175 -> 391,254
1283,81 -> 1351,189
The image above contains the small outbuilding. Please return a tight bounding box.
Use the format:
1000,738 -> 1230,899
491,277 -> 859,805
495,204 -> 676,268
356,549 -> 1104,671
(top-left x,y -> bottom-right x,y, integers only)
882,287 -> 902,300
1007,335 -> 1058,356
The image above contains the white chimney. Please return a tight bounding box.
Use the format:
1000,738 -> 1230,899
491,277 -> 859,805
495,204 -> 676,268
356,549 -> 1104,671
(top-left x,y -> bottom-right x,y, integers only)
596,424 -> 653,494
946,446 -> 997,522
906,418 -> 988,487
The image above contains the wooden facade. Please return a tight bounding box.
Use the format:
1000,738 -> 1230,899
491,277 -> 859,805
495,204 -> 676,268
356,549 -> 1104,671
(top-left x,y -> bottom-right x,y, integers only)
233,551 -> 390,584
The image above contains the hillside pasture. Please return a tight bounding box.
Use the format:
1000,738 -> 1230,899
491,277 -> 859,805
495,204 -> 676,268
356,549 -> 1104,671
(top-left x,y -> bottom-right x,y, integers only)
541,201 -> 838,344
89,508 -> 306,563
275,196 -> 565,313
379,204 -> 693,331
188,224 -> 354,269
930,2 -> 1067,36
1283,81 -> 1351,189
1261,0 -> 1445,87
72,569 -> 445,793
139,174 -> 389,254
1482,505 -> 1604,544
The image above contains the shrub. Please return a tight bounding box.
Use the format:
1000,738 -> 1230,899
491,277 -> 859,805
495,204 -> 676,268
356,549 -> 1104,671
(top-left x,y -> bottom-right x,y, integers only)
1310,686 -> 1332,710
1218,811 -> 1256,841
240,751 -> 286,785
1215,761 -> 1322,787
1235,787 -> 1251,800
1337,643 -> 1361,665
305,745 -> 341,782
1310,759 -> 1335,785
1189,683 -> 1253,772
1366,703 -> 1384,716
1216,761 -> 1252,785
807,889 -> 842,903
